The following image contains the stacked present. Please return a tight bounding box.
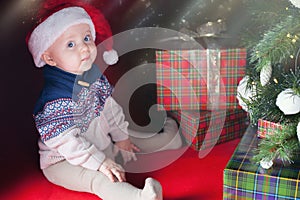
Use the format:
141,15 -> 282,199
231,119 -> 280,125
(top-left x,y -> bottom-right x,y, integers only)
169,109 -> 248,150
223,126 -> 300,199
156,48 -> 249,150
257,118 -> 282,138
156,48 -> 247,110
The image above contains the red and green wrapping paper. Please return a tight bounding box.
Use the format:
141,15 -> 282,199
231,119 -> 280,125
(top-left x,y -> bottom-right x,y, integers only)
257,118 -> 282,138
156,48 -> 247,110
169,109 -> 249,150
223,127 -> 300,199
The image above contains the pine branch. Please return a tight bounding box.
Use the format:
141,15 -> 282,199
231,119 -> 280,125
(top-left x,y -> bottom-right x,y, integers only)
240,0 -> 300,48
246,67 -> 300,125
282,67 -> 300,94
252,125 -> 300,165
250,16 -> 300,71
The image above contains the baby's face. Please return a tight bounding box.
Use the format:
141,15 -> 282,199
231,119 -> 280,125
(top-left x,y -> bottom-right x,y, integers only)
45,23 -> 97,74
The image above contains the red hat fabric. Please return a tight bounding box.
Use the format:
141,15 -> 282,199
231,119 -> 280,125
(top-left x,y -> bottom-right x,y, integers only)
27,0 -> 118,67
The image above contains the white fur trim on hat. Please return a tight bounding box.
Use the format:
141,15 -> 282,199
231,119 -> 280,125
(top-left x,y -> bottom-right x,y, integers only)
28,7 -> 96,68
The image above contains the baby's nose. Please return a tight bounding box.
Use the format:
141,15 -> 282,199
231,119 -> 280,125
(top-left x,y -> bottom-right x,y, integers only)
80,42 -> 89,52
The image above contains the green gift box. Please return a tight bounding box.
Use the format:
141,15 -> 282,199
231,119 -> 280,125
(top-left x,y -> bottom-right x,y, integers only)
223,126 -> 300,199
169,109 -> 249,150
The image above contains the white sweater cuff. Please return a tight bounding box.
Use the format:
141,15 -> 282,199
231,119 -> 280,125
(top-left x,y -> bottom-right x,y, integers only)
80,146 -> 106,170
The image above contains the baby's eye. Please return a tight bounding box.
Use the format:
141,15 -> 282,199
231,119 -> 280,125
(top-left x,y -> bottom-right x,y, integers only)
68,42 -> 75,48
84,35 -> 91,42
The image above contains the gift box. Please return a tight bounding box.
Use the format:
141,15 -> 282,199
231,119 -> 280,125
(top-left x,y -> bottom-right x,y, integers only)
223,126 -> 300,199
156,48 -> 247,110
169,109 -> 249,150
257,118 -> 282,138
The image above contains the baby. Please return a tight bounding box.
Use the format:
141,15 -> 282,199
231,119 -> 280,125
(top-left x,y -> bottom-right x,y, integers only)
27,2 -> 181,200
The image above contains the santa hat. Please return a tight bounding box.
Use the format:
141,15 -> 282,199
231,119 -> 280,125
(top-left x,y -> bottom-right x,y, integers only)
27,0 -> 118,68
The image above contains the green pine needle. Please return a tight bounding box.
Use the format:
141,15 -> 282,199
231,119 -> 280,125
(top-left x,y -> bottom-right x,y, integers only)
252,125 -> 300,165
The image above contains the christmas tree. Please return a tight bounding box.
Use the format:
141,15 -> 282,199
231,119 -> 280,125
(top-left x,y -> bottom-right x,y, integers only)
237,0 -> 300,168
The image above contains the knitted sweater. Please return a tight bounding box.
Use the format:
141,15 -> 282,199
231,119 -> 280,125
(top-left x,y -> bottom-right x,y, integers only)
34,65 -> 129,170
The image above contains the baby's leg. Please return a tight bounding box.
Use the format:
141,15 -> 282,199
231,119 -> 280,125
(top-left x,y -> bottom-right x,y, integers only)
129,117 -> 182,153
42,160 -> 162,200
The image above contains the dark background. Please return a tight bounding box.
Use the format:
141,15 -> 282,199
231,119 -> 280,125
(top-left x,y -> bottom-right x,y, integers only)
0,0 -> 247,188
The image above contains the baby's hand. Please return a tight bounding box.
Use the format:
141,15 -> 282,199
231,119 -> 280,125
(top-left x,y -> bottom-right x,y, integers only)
99,158 -> 126,182
115,139 -> 140,164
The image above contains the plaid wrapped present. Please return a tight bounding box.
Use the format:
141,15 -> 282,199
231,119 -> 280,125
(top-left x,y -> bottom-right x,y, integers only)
223,126 -> 300,200
257,118 -> 282,138
156,48 -> 247,110
169,109 -> 249,150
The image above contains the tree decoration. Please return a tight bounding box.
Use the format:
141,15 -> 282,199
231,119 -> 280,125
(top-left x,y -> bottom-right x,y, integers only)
276,88 -> 300,115
289,0 -> 300,8
249,15 -> 300,72
253,125 -> 300,166
239,0 -> 300,166
260,158 -> 273,169
260,60 -> 272,86
237,76 -> 256,112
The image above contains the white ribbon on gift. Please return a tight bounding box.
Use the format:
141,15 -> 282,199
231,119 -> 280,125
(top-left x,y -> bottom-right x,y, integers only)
207,49 -> 221,110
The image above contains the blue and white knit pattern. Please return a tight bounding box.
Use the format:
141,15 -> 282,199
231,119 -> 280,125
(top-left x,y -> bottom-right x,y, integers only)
35,99 -> 75,142
35,76 -> 113,142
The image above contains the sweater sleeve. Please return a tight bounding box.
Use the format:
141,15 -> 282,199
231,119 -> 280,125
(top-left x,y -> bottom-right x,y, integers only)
34,98 -> 105,171
102,96 -> 129,142
44,127 -> 105,171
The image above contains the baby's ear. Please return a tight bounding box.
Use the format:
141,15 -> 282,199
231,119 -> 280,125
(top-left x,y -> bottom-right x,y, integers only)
41,52 -> 56,66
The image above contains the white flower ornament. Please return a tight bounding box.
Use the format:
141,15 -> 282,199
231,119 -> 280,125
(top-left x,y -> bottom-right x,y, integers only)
260,158 -> 273,169
276,88 -> 300,115
236,76 -> 256,112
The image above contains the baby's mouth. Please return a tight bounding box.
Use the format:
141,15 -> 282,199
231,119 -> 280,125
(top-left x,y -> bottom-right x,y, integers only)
82,56 -> 90,61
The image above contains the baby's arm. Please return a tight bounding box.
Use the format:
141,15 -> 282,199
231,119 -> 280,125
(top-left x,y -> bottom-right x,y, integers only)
115,139 -> 140,152
102,97 -> 129,141
43,127 -> 125,182
99,158 -> 126,182
102,97 -> 140,163
115,139 -> 140,164
44,127 -> 105,170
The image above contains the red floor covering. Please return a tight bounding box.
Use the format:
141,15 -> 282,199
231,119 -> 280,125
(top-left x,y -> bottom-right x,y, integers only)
0,138 -> 240,200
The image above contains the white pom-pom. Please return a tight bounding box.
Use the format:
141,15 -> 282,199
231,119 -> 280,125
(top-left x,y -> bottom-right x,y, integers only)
236,76 -> 256,112
103,49 -> 119,65
297,121 -> 300,142
260,158 -> 273,169
260,61 -> 272,86
289,0 -> 300,8
276,88 -> 300,115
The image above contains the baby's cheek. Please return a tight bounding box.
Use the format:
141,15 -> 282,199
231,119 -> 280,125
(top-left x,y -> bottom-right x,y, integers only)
91,46 -> 97,57
69,54 -> 82,66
